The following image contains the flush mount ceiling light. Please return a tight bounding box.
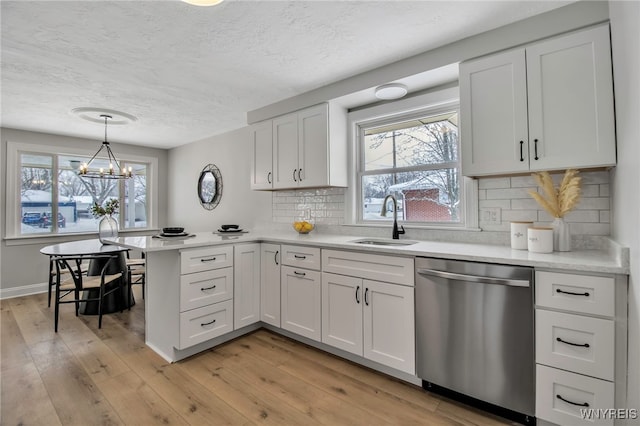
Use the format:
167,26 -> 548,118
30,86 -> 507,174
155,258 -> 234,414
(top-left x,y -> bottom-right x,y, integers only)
374,83 -> 408,100
78,114 -> 132,180
182,0 -> 224,6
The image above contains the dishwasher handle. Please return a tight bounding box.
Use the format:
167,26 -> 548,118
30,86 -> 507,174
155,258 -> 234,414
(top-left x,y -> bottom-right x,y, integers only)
417,268 -> 530,287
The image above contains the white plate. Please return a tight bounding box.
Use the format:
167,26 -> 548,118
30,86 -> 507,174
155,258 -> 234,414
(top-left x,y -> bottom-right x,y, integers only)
217,228 -> 243,233
161,232 -> 189,237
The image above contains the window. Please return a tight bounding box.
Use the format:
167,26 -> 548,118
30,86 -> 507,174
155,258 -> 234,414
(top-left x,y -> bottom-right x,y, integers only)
351,89 -> 477,229
7,141 -> 156,238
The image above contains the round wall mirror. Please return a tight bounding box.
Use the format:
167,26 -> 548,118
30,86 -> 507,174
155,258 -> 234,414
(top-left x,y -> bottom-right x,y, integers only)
198,164 -> 223,210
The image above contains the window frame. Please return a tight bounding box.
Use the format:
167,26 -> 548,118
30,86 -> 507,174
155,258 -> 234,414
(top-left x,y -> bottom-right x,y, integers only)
346,86 -> 479,230
5,140 -> 158,240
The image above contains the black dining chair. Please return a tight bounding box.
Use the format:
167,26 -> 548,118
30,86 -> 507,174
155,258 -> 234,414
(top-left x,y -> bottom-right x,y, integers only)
52,253 -> 125,332
47,256 -> 88,307
125,251 -> 146,307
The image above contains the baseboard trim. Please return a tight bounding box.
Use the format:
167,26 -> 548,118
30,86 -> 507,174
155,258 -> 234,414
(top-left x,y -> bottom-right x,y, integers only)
0,282 -> 48,300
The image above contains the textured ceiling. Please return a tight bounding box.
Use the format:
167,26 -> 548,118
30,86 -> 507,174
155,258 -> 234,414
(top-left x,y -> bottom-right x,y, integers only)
1,0 -> 571,149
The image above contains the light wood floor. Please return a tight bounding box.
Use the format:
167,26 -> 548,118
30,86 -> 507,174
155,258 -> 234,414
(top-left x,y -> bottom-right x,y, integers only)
1,288 -> 514,425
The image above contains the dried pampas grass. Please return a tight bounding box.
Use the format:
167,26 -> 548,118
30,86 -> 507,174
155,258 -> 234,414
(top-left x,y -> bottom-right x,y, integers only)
529,169 -> 582,218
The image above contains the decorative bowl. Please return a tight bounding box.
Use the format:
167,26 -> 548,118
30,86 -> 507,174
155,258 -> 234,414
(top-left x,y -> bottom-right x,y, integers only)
293,221 -> 314,234
162,227 -> 185,234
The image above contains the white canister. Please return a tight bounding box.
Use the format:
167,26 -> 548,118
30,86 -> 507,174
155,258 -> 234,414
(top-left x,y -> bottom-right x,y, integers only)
511,221 -> 533,250
527,227 -> 554,253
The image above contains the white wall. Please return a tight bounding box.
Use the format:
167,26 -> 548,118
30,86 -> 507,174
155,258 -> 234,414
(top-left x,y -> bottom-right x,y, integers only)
609,0 -> 640,412
167,127 -> 271,231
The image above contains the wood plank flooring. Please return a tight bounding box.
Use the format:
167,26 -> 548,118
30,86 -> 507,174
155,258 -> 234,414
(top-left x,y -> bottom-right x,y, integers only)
1,288 -> 514,425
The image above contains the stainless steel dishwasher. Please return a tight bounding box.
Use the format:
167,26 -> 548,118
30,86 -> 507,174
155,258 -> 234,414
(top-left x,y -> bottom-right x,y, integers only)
415,257 -> 535,424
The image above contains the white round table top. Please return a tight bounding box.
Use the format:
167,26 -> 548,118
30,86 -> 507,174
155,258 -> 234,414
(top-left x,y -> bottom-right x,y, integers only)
40,239 -> 129,256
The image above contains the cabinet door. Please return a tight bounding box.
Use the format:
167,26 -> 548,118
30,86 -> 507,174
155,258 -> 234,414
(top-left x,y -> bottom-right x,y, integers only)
234,244 -> 260,329
260,243 -> 281,327
281,265 -> 321,341
526,25 -> 616,171
460,49 -> 529,176
298,104 -> 329,188
321,272 -> 363,356
250,121 -> 273,190
273,112 -> 299,189
363,280 -> 415,374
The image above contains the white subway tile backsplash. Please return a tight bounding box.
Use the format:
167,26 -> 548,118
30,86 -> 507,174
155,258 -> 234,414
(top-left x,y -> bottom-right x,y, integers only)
478,177 -> 511,189
270,171 -> 611,240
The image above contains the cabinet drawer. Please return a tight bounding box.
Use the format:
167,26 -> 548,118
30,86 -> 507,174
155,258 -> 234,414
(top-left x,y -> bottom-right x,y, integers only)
178,299 -> 233,349
180,267 -> 233,312
536,364 -> 614,426
281,245 -> 321,271
180,245 -> 233,274
322,249 -> 414,286
536,271 -> 614,316
536,309 -> 614,381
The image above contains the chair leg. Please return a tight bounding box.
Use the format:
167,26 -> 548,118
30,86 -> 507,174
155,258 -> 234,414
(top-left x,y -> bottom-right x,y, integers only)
47,258 -> 54,308
74,290 -> 80,316
127,270 -> 132,311
54,282 -> 60,333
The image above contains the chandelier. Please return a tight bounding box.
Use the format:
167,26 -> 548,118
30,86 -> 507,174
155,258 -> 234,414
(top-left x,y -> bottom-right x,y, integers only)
78,114 -> 132,179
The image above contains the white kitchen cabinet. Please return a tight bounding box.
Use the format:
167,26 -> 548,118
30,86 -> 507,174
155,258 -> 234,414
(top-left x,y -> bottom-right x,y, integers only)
322,272 -> 363,355
461,24 -> 615,176
321,272 -> 415,375
534,270 -> 627,426
269,103 -> 347,190
260,243 -> 281,327
321,250 -> 415,375
250,120 -> 274,190
362,279 -> 414,373
234,243 -> 261,329
281,265 -> 322,341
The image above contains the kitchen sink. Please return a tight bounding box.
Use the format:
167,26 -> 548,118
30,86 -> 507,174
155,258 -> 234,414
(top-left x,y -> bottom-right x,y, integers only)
350,238 -> 418,246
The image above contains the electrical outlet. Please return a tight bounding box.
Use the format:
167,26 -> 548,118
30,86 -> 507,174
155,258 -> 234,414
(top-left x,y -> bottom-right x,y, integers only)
480,207 -> 501,224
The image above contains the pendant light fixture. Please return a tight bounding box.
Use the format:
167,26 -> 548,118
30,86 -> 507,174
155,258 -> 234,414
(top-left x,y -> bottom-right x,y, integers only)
78,114 -> 132,179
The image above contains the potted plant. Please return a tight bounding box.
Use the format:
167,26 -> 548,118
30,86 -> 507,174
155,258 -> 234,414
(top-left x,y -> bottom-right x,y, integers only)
91,199 -> 119,243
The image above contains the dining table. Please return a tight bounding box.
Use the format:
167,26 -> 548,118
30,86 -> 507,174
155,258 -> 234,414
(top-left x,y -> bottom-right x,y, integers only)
40,239 -> 134,314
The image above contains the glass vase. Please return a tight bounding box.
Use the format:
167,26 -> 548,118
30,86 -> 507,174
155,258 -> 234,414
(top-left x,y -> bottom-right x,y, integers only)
98,215 -> 118,244
552,217 -> 570,252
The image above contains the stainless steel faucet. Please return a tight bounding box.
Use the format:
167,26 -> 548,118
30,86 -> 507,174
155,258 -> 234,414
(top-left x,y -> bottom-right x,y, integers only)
381,194 -> 405,239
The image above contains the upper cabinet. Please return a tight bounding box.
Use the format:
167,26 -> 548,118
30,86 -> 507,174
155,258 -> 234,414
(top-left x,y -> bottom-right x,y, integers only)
460,25 -> 616,176
250,103 -> 347,190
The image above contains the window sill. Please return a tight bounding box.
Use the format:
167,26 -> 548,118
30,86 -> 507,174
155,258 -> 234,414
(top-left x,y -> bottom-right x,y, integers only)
343,223 -> 482,232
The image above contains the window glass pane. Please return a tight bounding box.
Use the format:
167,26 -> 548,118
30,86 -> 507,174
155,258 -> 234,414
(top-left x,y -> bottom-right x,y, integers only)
363,112 -> 458,171
57,155 -> 120,234
124,163 -> 147,228
362,169 -> 461,223
20,153 -> 54,234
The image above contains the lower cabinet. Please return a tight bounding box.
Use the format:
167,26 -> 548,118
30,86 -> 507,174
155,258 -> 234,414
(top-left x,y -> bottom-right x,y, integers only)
322,272 -> 415,374
260,243 -> 281,327
281,265 -> 322,341
234,243 -> 261,329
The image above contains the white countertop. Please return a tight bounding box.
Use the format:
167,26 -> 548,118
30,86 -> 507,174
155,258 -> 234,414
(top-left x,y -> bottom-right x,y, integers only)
106,230 -> 629,274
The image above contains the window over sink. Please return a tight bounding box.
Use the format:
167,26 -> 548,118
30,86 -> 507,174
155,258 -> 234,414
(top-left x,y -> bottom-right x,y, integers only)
349,87 -> 477,229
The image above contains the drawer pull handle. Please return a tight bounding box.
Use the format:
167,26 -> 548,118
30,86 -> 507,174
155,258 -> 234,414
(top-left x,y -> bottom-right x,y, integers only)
534,139 -> 539,160
364,287 -> 369,306
556,337 -> 590,348
201,285 -> 217,291
274,250 -> 279,265
201,319 -> 217,326
294,255 -> 307,260
556,394 -> 589,407
293,270 -> 306,277
556,288 -> 590,297
201,257 -> 217,262
355,286 -> 360,304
